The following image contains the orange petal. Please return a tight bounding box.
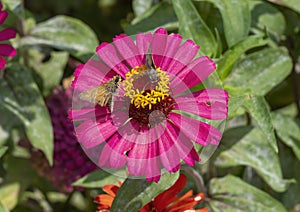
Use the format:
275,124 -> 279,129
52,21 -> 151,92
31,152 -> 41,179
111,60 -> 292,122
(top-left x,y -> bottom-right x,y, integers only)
153,174 -> 187,210
94,194 -> 114,207
102,184 -> 120,197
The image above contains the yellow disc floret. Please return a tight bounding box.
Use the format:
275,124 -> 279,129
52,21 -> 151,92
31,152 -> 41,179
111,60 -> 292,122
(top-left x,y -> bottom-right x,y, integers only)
122,66 -> 170,110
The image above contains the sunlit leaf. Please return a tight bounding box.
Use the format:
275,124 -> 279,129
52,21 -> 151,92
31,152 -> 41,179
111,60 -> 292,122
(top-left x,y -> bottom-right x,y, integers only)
3,64 -> 53,165
217,36 -> 268,80
209,175 -> 286,212
21,15 -> 98,60
196,0 -> 250,47
244,95 -> 278,152
110,172 -> 179,211
272,112 -> 300,160
73,170 -> 126,188
226,47 -> 292,96
250,1 -> 286,39
132,0 -> 153,16
267,0 -> 300,14
172,0 -> 217,56
126,1 -> 177,35
28,49 -> 69,96
0,146 -> 8,158
215,128 -> 294,192
0,183 -> 20,211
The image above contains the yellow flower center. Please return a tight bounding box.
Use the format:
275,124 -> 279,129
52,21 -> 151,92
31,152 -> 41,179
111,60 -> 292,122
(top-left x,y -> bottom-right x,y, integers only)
122,65 -> 170,110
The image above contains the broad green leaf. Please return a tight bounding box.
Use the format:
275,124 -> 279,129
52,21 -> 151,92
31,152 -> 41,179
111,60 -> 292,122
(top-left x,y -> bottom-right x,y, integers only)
110,172 -> 179,211
1,0 -> 23,17
126,2 -> 177,35
267,0 -> 300,14
217,36 -> 268,80
244,95 -> 277,152
172,0 -> 217,56
0,146 -> 8,158
132,0 -> 153,16
226,47 -> 292,96
28,49 -> 68,96
209,175 -> 286,212
21,15 -> 98,60
250,1 -> 286,39
73,170 -> 126,188
196,0 -> 250,48
272,112 -> 300,160
0,183 -> 20,211
0,201 -> 8,212
4,64 -> 53,165
215,128 -> 293,192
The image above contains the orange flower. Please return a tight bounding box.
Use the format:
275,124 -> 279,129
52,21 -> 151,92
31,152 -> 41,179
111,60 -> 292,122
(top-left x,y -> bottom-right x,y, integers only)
94,174 -> 208,212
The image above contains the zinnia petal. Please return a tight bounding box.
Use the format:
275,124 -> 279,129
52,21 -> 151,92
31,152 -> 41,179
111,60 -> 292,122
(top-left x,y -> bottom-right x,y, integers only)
113,34 -> 143,68
0,44 -> 16,57
175,88 -> 229,120
0,28 -> 16,41
96,42 -> 129,78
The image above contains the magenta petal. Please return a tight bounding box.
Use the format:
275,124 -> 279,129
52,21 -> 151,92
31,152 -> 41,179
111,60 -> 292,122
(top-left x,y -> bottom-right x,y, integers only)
158,129 -> 181,172
72,60 -> 116,91
182,56 -> 216,88
127,144 -> 148,176
169,112 -> 222,146
165,121 -> 199,166
76,118 -> 117,148
166,40 -> 199,74
0,11 -> 8,25
106,133 -> 134,168
0,44 -> 16,57
175,88 -> 228,120
69,106 -> 110,121
96,42 -> 129,78
160,33 -> 182,71
0,56 -> 5,69
0,28 -> 16,41
113,34 -> 143,68
136,32 -> 153,62
152,28 -> 168,68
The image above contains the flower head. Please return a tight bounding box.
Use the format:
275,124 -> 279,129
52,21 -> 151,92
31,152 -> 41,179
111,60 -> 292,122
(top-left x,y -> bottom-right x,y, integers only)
31,87 -> 97,193
70,28 -> 228,182
0,2 -> 16,69
94,174 -> 208,212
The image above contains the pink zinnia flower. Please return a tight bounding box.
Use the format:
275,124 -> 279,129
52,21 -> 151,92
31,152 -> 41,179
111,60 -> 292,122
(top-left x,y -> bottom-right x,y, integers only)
0,2 -> 16,69
70,28 -> 228,182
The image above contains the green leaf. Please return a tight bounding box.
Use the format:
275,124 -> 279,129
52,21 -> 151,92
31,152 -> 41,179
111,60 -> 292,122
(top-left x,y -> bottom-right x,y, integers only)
132,0 -> 153,16
266,0 -> 300,14
209,175 -> 286,212
226,47 -> 293,96
0,201 -> 8,212
217,36 -> 268,81
21,15 -> 98,60
272,112 -> 300,160
28,49 -> 68,96
110,172 -> 179,211
1,0 -> 23,17
244,95 -> 278,152
126,2 -> 177,35
172,0 -> 217,56
0,146 -> 8,158
215,128 -> 293,192
0,183 -> 20,211
197,0 -> 250,48
4,64 -> 54,165
250,1 -> 286,39
73,170 -> 126,188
